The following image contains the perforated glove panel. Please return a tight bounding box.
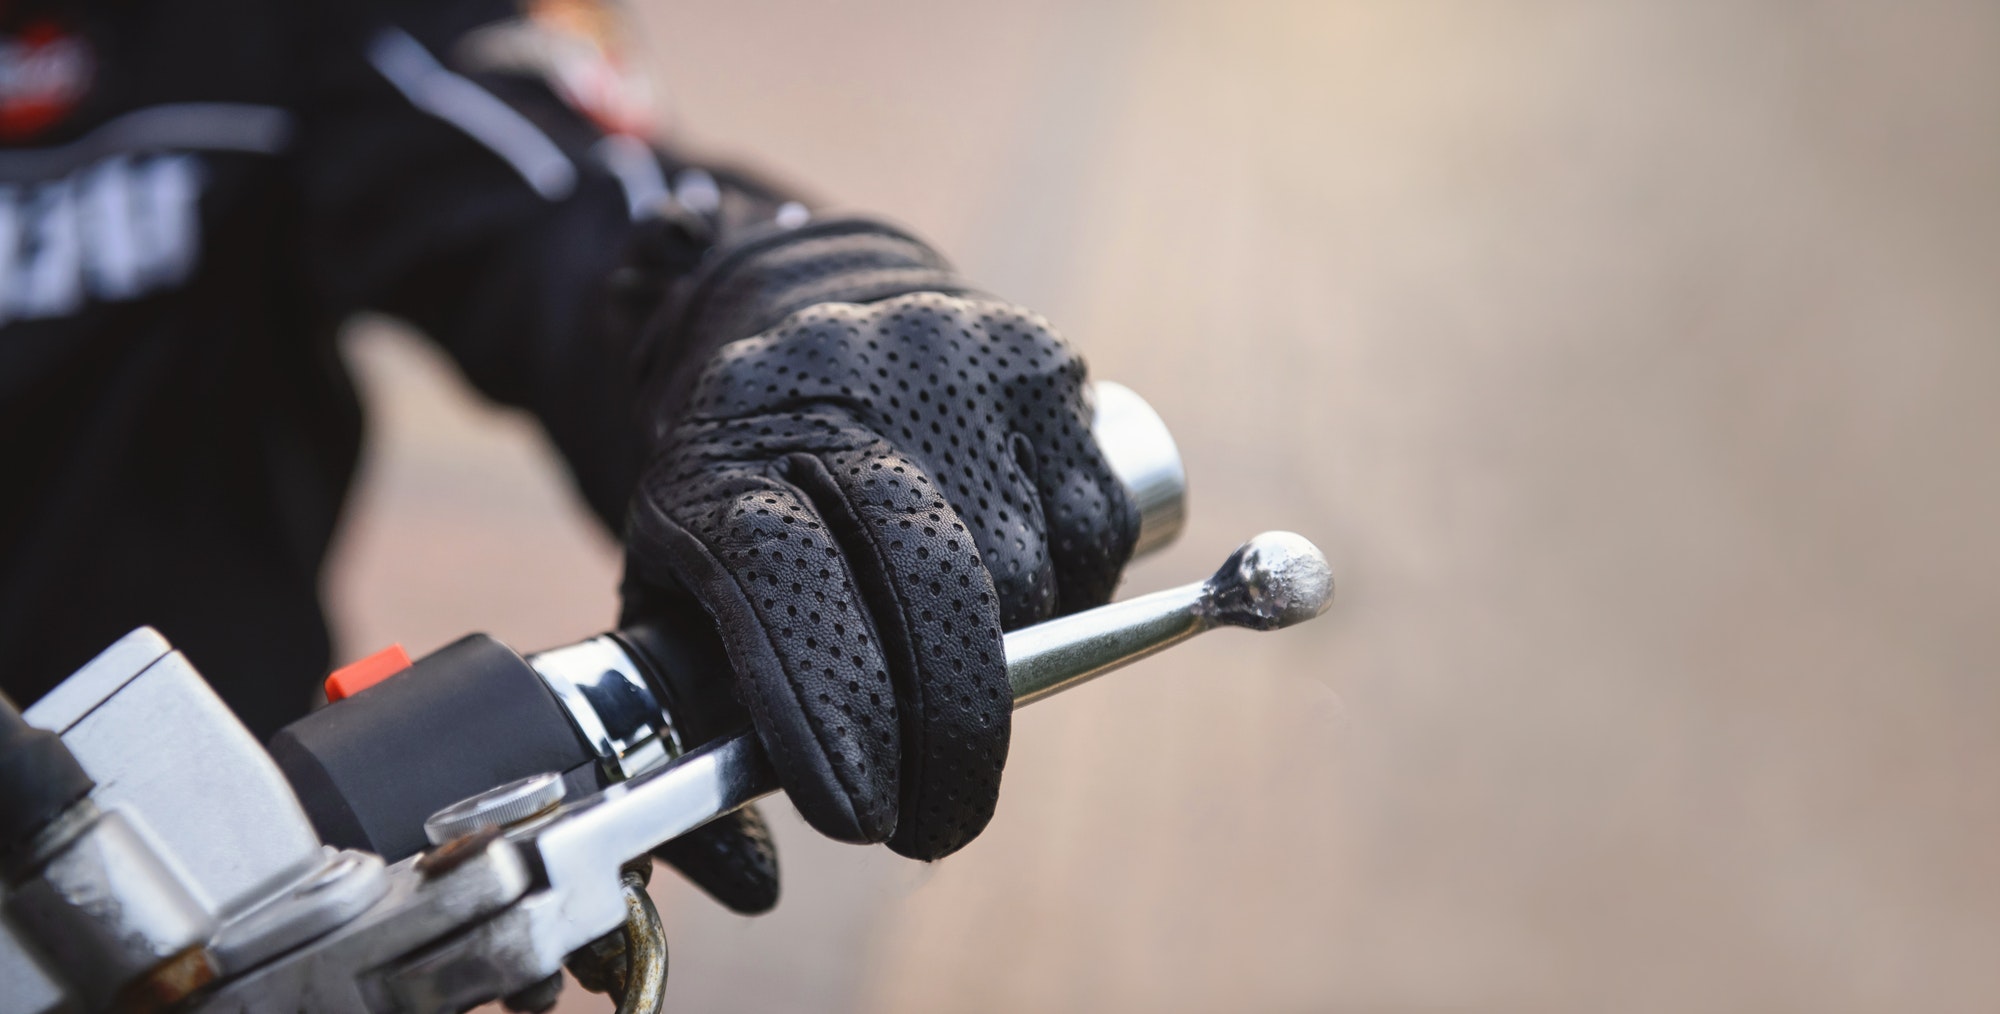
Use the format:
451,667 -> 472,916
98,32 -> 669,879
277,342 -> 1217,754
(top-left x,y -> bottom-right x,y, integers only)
624,220 -> 1138,859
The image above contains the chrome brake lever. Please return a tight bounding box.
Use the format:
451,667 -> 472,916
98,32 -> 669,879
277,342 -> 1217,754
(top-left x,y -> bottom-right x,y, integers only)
513,530 -> 1335,964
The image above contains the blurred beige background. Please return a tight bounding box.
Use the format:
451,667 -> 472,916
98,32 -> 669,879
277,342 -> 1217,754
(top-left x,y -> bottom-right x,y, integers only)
327,1 -> 2000,1010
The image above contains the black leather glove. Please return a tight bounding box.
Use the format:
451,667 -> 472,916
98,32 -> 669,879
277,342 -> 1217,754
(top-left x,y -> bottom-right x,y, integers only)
649,805 -> 778,914
622,218 -> 1139,863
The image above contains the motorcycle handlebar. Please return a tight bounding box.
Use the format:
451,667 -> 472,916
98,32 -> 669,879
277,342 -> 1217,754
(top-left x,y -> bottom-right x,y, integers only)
271,381 -> 1295,869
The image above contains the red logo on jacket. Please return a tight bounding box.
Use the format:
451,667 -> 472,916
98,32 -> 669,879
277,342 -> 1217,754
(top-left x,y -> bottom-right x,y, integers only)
0,20 -> 92,142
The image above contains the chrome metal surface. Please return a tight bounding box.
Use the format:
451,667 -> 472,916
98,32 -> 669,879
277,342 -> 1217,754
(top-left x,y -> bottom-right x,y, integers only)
529,636 -> 680,779
194,840 -> 535,1014
208,848 -> 388,974
425,773 -> 566,846
1009,531 -> 1333,705
376,892 -> 566,1014
1091,380 -> 1187,557
31,641 -> 324,920
3,804 -> 215,1010
1004,582 -> 1209,708
517,734 -> 775,955
1200,530 -> 1337,631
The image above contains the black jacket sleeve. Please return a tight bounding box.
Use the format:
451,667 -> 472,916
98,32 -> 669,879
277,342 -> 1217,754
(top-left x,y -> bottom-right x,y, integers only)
296,0 -> 800,525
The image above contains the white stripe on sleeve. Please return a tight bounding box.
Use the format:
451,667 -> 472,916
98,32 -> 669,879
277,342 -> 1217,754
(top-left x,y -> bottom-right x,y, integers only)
366,27 -> 578,201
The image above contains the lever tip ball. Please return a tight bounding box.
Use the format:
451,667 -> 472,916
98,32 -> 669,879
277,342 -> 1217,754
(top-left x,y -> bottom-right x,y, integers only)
1203,532 -> 1335,631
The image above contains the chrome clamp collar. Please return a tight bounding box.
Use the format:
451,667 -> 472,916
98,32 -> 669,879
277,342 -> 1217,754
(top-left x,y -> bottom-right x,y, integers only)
527,637 -> 682,781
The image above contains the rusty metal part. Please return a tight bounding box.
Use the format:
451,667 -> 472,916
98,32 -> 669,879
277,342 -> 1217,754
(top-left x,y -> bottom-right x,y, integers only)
415,825 -> 502,879
612,869 -> 666,1014
4,804 -> 216,1012
564,860 -> 658,1003
114,944 -> 218,1013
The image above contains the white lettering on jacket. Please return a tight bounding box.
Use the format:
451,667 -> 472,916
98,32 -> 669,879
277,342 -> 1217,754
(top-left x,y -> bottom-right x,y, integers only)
0,152 -> 201,325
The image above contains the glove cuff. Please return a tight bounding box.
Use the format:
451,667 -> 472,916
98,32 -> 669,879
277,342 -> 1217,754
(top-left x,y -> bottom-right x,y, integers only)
636,217 -> 980,435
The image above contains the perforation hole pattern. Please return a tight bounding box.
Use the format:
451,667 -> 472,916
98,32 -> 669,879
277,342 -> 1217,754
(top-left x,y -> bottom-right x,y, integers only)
632,291 -> 1137,860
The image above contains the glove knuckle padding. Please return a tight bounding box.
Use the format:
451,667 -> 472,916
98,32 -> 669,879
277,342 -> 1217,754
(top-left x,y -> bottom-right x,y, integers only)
684,294 -> 1137,621
632,266 -> 1138,860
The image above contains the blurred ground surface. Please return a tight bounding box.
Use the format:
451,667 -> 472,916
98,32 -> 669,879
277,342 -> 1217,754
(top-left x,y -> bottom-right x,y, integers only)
327,2 -> 2000,1010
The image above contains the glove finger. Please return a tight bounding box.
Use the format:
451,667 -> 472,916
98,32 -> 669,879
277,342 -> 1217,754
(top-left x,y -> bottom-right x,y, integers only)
783,446 -> 1010,861
844,294 -> 1059,630
652,803 -> 779,915
995,330 -> 1140,614
1018,417 -> 1139,614
627,470 -> 903,845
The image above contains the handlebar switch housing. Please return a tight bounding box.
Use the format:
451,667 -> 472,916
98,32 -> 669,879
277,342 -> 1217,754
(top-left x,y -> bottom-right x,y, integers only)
268,634 -> 598,862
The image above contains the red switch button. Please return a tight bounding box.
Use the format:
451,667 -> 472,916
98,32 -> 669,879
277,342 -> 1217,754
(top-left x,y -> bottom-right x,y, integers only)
324,644 -> 413,702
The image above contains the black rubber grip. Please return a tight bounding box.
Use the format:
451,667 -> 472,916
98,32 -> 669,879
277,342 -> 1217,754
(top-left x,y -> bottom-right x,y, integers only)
267,634 -> 596,862
615,606 -> 750,748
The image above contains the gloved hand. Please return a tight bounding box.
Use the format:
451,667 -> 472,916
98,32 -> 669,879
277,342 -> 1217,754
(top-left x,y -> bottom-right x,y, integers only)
621,218 -> 1140,869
